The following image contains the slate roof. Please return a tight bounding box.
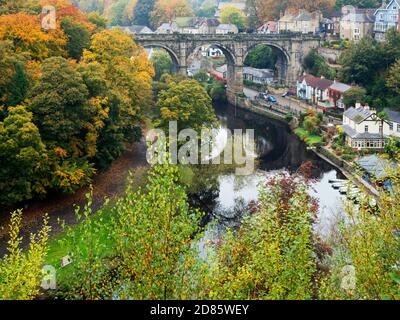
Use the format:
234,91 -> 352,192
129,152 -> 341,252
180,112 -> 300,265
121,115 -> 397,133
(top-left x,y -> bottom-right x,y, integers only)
356,154 -> 398,178
298,74 -> 333,90
343,106 -> 372,123
384,108 -> 400,123
341,9 -> 375,23
330,81 -> 352,93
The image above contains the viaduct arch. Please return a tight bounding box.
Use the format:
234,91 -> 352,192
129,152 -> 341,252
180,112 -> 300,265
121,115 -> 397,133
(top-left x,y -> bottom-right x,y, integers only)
135,33 -> 321,105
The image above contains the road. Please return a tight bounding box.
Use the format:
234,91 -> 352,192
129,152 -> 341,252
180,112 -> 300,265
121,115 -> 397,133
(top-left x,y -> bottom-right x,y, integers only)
243,87 -> 311,114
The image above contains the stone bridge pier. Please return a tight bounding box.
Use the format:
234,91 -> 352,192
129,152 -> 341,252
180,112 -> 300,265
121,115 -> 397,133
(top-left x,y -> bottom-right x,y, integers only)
135,33 -> 321,106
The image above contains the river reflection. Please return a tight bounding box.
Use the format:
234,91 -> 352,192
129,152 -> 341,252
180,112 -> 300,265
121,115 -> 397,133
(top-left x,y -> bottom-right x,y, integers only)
196,102 -> 346,243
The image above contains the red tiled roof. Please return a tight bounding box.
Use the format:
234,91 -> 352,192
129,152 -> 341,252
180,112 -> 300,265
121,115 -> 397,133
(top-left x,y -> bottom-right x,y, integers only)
298,74 -> 334,90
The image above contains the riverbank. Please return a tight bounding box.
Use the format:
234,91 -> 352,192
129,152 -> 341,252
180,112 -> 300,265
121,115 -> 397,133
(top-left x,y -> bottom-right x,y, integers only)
233,96 -> 381,201
0,140 -> 149,255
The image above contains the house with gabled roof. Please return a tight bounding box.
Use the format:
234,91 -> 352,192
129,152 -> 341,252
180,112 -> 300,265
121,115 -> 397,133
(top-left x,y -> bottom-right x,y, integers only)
341,105 -> 390,149
374,0 -> 400,41
296,74 -> 334,104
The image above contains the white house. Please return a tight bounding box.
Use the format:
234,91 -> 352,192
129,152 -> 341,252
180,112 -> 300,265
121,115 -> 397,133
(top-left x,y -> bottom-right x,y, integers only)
342,105 -> 390,149
296,74 -> 333,104
216,24 -> 239,34
201,46 -> 224,57
109,25 -> 153,34
374,0 -> 400,41
384,108 -> 400,138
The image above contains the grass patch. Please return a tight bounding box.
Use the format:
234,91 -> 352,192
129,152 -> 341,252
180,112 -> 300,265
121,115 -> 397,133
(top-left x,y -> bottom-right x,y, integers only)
295,128 -> 323,146
45,166 -> 149,287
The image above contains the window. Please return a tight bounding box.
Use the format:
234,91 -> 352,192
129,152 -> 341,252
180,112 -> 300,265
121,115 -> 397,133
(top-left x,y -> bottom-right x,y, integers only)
379,125 -> 383,134
354,28 -> 360,34
397,124 -> 400,132
389,122 -> 394,131
365,125 -> 369,132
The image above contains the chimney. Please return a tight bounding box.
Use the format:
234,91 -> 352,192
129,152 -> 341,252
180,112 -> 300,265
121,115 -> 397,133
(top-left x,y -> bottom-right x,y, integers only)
355,102 -> 361,109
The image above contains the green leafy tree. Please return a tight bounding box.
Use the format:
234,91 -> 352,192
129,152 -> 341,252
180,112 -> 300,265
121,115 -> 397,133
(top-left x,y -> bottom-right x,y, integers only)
342,87 -> 367,107
30,57 -> 89,147
0,210 -> 50,300
156,78 -> 218,133
61,16 -> 91,61
87,12 -> 108,29
151,49 -> 173,81
0,106 -> 48,206
303,48 -> 336,80
339,37 -> 383,87
113,164 -> 204,299
133,0 -> 155,26
6,62 -> 29,106
387,59 -> 400,96
245,45 -> 277,69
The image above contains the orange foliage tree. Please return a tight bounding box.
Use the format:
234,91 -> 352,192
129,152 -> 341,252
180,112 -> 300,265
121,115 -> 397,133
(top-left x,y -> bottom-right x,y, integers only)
0,13 -> 67,60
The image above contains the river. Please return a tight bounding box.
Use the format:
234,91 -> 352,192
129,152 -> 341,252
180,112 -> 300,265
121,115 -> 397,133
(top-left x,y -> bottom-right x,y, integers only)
195,102 -> 346,245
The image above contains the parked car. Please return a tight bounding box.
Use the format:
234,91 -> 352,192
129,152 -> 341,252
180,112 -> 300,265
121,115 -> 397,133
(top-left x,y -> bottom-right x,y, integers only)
258,93 -> 269,101
267,95 -> 277,103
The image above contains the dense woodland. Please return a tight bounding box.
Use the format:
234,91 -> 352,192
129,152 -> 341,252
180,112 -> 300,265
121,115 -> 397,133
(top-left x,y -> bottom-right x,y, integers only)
0,0 -> 399,301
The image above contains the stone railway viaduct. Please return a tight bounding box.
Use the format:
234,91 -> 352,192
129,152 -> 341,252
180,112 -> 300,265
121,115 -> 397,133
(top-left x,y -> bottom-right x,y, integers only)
135,33 -> 321,105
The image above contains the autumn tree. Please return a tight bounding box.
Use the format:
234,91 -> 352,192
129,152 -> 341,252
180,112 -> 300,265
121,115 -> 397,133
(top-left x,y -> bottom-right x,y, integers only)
82,29 -> 154,167
0,13 -> 67,60
156,78 -> 217,133
198,172 -> 318,299
220,5 -> 247,29
150,0 -> 194,28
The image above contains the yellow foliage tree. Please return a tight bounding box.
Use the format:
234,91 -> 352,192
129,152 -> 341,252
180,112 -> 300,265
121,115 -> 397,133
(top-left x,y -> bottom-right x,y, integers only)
150,0 -> 194,27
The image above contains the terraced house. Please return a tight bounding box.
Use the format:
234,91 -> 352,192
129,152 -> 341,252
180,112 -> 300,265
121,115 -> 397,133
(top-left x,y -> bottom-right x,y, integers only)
374,0 -> 400,41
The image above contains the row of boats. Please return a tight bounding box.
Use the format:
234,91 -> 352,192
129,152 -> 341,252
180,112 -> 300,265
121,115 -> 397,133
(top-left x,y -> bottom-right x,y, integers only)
329,178 -> 361,202
329,178 -> 378,207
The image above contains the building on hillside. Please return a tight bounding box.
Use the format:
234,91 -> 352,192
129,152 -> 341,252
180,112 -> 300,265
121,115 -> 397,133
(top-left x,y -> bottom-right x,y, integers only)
201,46 -> 224,57
155,22 -> 176,34
374,0 -> 400,41
330,9 -> 343,36
278,9 -> 323,34
340,5 -> 375,41
109,25 -> 153,34
328,81 -> 352,109
356,154 -> 398,183
211,64 -> 228,82
257,21 -> 278,34
341,105 -> 390,149
320,18 -> 335,35
216,24 -> 239,34
296,74 -> 334,105
243,67 -> 274,85
384,108 -> 400,137
215,1 -> 247,19
155,18 -> 220,34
